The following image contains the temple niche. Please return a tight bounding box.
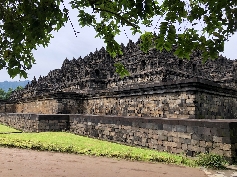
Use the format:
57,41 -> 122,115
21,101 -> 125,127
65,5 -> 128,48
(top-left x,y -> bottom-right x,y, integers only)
2,37 -> 237,119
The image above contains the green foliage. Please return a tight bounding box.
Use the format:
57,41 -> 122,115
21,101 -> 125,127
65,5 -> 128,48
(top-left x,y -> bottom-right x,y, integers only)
114,62 -> 129,78
0,88 -> 6,100
0,0 -> 237,78
140,31 -> 154,53
196,153 -> 227,169
0,0 -> 68,78
15,86 -> 23,90
5,88 -> 13,99
0,86 -> 23,100
0,88 -> 11,100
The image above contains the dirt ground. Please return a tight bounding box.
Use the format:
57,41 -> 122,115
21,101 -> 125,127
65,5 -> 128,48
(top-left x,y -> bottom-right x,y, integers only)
0,147 -> 207,177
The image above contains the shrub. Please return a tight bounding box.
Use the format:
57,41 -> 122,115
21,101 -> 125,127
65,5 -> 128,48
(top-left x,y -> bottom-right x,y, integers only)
196,153 -> 227,169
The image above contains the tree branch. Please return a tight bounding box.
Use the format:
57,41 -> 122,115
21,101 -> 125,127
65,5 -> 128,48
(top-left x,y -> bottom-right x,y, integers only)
93,7 -> 139,29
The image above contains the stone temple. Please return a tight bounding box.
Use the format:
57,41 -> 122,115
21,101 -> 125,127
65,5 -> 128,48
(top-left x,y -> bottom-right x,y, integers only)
1,38 -> 237,161
2,38 -> 237,119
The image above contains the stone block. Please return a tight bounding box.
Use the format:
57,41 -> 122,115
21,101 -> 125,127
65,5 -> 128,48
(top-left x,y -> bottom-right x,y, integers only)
177,132 -> 191,139
152,134 -> 159,139
158,135 -> 168,141
222,137 -> 231,144
172,137 -> 180,143
217,129 -> 230,137
210,148 -> 224,156
202,134 -> 212,142
223,151 -> 233,157
181,143 -> 188,150
187,126 -> 198,134
157,140 -> 163,145
213,136 -> 223,143
168,136 -> 173,142
199,141 -> 206,147
197,126 -> 205,135
175,125 -> 187,133
150,139 -> 157,145
191,139 -> 199,146
163,124 -> 172,131
203,128 -> 211,136
163,141 -> 178,148
213,142 -> 222,148
167,131 -> 178,137
146,123 -> 156,129
205,142 -> 212,148
187,145 -> 200,152
222,144 -> 232,151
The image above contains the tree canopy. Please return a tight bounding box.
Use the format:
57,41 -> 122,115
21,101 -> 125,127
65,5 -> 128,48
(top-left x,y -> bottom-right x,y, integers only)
0,0 -> 236,78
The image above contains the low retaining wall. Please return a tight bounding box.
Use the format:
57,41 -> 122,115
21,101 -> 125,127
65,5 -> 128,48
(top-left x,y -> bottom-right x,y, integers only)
0,113 -> 39,132
70,115 -> 237,161
1,113 -> 237,161
0,113 -> 69,132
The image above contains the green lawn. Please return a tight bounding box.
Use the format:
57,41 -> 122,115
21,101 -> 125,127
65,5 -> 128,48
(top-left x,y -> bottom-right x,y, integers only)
0,124 -> 227,169
0,124 -> 22,133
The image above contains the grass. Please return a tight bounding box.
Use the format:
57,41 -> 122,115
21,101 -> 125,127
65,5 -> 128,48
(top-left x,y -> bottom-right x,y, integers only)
0,124 -> 227,169
0,124 -> 22,133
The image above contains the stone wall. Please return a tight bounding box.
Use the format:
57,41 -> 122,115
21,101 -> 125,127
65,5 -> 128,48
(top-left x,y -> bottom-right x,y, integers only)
69,114 -> 237,161
81,78 -> 237,119
0,101 -> 15,113
84,91 -> 195,118
0,113 -> 39,132
58,98 -> 83,114
1,113 -> 237,161
0,101 -> 6,113
14,99 -> 59,114
37,114 -> 69,132
2,78 -> 237,119
0,113 -> 69,132
195,91 -> 237,119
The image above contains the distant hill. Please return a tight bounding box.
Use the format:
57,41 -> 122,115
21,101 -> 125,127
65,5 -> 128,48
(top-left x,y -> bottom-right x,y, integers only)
0,80 -> 30,91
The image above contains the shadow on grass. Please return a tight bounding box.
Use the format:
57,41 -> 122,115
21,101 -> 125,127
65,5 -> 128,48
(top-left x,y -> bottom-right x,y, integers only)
0,132 -> 22,134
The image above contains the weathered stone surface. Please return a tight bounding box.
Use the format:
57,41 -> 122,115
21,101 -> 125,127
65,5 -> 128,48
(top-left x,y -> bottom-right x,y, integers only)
0,39 -> 236,119
0,113 -> 69,132
1,113 -> 237,161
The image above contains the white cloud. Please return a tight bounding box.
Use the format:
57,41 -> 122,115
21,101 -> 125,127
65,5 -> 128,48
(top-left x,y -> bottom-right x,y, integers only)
0,1 -> 236,82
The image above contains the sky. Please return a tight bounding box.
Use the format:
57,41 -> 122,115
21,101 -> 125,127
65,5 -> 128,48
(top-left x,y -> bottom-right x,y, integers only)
0,1 -> 236,82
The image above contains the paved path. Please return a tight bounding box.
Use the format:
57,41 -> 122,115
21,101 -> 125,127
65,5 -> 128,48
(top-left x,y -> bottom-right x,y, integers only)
0,147 -> 207,177
1,147 -> 237,177
202,168 -> 237,177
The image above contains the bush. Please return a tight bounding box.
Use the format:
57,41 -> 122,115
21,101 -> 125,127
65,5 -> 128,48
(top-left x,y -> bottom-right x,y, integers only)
196,153 -> 227,169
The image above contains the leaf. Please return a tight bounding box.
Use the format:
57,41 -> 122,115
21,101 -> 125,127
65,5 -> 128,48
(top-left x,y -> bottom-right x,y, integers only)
114,62 -> 129,78
3,50 -> 11,59
139,31 -> 154,53
164,42 -> 172,51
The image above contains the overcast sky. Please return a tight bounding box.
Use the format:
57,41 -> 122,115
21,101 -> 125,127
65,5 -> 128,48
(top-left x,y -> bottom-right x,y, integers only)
0,1 -> 236,82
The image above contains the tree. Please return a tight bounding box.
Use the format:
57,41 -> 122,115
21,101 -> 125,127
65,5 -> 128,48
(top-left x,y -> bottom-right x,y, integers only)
15,86 -> 23,90
5,88 -> 13,99
0,86 -> 23,100
0,0 -> 237,78
0,88 -> 12,100
0,88 -> 6,100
